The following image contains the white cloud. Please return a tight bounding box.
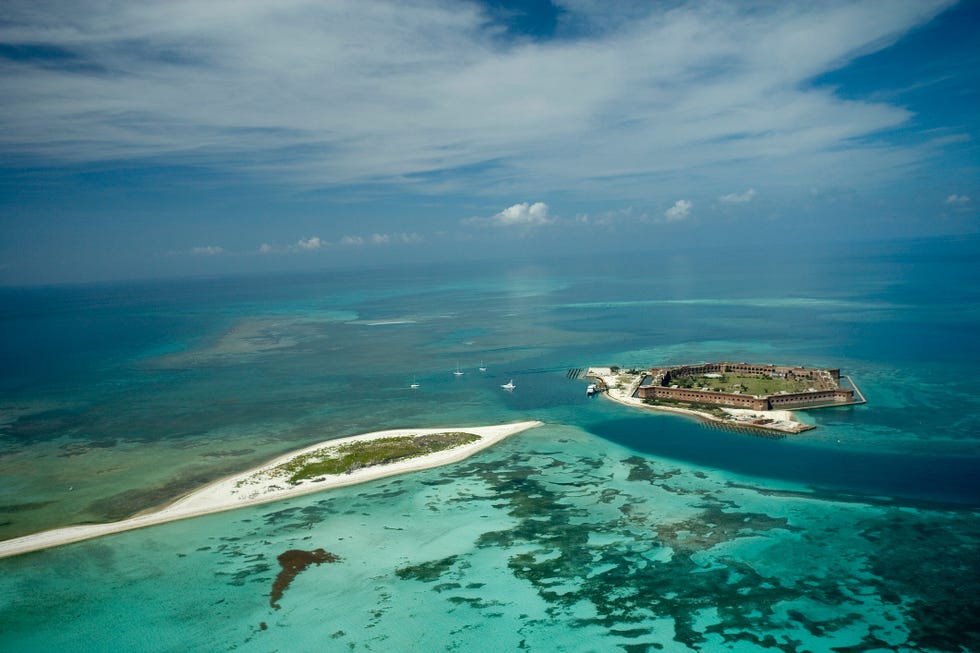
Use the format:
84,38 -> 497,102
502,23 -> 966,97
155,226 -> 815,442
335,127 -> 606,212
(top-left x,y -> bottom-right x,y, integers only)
470,201 -> 552,228
191,245 -> 224,256
296,236 -> 324,250
945,194 -> 970,205
664,199 -> 692,221
340,235 -> 364,246
259,243 -> 273,254
719,188 -> 756,203
0,0 -> 956,201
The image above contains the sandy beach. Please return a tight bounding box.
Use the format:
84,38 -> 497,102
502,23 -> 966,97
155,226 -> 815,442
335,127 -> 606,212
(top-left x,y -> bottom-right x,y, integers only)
0,421 -> 542,559
587,367 -> 810,433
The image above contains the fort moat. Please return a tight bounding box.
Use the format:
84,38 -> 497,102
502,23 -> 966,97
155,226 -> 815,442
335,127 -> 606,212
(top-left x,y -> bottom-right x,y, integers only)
588,362 -> 865,435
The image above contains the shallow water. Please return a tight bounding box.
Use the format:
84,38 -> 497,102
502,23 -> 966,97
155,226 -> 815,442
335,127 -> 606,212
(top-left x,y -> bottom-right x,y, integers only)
2,427 -> 976,652
1,236 -> 978,651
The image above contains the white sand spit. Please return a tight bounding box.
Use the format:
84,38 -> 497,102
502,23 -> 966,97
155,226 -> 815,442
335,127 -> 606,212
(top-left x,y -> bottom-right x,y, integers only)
0,421 -> 542,559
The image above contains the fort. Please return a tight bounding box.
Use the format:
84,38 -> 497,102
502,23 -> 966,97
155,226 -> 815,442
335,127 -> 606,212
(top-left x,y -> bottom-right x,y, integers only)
586,361 -> 865,435
637,362 -> 865,411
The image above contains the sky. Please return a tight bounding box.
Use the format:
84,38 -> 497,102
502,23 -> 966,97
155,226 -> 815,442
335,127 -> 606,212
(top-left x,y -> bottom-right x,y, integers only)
0,0 -> 977,285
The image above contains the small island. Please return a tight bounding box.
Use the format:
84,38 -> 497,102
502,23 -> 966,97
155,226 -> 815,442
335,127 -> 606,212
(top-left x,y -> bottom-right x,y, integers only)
0,421 -> 543,559
588,362 -> 864,435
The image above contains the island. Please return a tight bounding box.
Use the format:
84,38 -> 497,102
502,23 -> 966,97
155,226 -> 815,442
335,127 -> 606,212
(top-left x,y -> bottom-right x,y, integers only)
588,362 -> 865,435
0,421 -> 543,559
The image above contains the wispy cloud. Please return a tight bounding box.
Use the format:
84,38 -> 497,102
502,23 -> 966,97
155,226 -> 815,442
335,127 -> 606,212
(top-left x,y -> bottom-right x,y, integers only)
191,245 -> 224,256
259,232 -> 423,253
945,194 -> 970,205
719,188 -> 757,203
664,199 -> 692,222
575,207 -> 649,226
368,232 -> 424,245
0,1 -> 956,200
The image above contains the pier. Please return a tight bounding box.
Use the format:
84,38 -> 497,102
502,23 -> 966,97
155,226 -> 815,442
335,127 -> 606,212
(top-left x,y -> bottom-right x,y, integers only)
843,376 -> 867,405
698,420 -> 787,439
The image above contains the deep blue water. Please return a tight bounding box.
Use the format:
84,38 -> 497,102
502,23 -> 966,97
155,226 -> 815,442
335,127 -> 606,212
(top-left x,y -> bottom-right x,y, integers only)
588,415 -> 980,506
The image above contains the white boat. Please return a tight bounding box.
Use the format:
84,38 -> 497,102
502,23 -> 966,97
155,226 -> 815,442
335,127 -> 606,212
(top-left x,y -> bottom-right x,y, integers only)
586,383 -> 597,396
479,360 -> 487,372
501,379 -> 516,390
453,361 -> 464,376
410,377 -> 419,389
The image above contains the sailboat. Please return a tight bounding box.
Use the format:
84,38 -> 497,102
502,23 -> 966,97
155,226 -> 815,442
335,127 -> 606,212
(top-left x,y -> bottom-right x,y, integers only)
453,361 -> 464,376
410,376 -> 419,389
479,360 -> 487,372
501,379 -> 516,391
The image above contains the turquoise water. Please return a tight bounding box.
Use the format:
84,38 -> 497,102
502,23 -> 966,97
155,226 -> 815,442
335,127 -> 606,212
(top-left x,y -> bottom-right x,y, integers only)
1,236 -> 978,651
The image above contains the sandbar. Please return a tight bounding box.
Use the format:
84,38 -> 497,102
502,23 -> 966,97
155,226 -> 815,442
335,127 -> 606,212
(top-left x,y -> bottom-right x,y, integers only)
0,421 -> 542,559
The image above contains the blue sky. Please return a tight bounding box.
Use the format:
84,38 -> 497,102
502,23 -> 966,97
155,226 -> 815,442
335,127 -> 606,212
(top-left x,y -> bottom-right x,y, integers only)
0,0 -> 977,284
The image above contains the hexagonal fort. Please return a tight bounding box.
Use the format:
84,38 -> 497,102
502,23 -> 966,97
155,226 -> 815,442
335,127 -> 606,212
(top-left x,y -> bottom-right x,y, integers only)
636,362 -> 864,411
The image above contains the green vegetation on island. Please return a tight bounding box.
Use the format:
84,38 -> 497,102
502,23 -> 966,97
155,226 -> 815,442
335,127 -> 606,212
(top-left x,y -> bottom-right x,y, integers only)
670,373 -> 814,395
276,432 -> 482,484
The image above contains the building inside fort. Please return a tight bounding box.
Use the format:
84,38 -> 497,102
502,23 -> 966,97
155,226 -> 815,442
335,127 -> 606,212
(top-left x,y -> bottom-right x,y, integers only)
636,362 -> 862,411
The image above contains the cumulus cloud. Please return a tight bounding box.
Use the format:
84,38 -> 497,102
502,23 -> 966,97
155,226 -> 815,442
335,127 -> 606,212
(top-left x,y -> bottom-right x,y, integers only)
945,194 -> 970,205
191,245 -> 224,256
720,188 -> 757,203
340,235 -> 364,246
498,202 -> 551,226
259,243 -> 273,254
296,236 -> 325,250
664,200 -> 692,222
468,202 -> 552,228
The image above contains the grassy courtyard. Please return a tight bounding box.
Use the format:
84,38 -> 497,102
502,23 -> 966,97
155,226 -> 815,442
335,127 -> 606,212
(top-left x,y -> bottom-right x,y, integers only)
671,372 -> 816,396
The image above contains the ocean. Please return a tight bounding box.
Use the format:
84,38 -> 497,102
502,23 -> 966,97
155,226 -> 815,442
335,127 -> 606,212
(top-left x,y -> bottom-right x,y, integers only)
1,235 -> 978,652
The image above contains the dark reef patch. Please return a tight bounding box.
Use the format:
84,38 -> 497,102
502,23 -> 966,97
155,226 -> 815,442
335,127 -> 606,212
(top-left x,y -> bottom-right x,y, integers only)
655,501 -> 799,554
0,500 -> 56,513
200,448 -> 255,459
255,501 -> 340,534
859,511 -> 980,652
395,452 -> 980,651
623,456 -> 681,483
396,555 -> 459,582
57,439 -> 118,457
0,409 -> 79,445
269,548 -> 339,610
